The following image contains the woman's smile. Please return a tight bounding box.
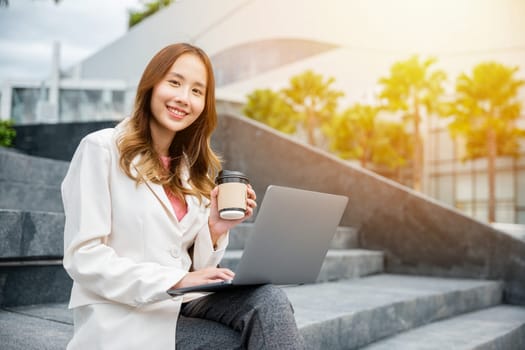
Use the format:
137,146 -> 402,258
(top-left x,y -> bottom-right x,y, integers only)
167,105 -> 188,119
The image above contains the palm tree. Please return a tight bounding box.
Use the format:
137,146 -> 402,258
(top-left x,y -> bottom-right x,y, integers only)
281,70 -> 344,147
378,55 -> 447,191
448,61 -> 524,223
243,89 -> 297,134
326,103 -> 412,173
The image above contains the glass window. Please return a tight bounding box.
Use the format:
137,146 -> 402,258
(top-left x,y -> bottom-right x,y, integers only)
456,174 -> 473,201
436,130 -> 454,160
475,173 -> 488,200
455,160 -> 471,173
11,87 -> 48,124
112,90 -> 125,114
495,171 -> 513,199
517,170 -> 525,206
472,158 -> 487,171
495,157 -> 513,168
437,175 -> 454,205
473,201 -> 488,222
517,210 -> 525,225
495,201 -> 514,223
433,161 -> 454,174
59,89 -> 127,122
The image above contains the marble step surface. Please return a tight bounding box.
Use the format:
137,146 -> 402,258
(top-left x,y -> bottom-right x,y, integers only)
0,249 -> 383,306
221,249 -> 383,283
361,304 -> 525,350
0,274 -> 508,350
0,209 -> 359,260
286,274 -> 505,349
0,148 -> 68,213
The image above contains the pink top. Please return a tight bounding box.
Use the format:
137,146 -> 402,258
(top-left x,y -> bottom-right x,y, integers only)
160,156 -> 188,222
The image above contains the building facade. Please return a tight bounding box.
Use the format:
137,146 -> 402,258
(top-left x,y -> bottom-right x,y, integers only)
1,0 -> 524,224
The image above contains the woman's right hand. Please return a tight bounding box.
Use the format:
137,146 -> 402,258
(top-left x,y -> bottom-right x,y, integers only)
171,266 -> 235,289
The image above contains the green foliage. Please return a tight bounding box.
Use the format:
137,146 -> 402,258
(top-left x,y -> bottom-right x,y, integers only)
378,55 -> 448,190
378,55 -> 447,114
448,61 -> 525,160
447,61 -> 524,222
0,120 -> 16,147
325,104 -> 412,170
243,89 -> 297,134
128,0 -> 174,28
281,70 -> 344,146
243,70 -> 344,147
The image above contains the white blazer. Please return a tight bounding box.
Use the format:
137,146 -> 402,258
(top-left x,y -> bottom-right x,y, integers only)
62,123 -> 228,350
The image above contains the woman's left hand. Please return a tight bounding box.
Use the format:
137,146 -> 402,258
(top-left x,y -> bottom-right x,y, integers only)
208,185 -> 257,245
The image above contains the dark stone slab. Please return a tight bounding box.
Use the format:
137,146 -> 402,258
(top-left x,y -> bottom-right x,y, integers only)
0,210 -> 64,259
0,149 -> 68,212
0,264 -> 72,306
0,182 -> 63,212
0,148 -> 69,185
13,120 -> 118,161
23,211 -> 64,257
0,210 -> 23,258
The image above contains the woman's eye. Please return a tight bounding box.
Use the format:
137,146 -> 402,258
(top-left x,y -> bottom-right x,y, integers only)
192,88 -> 204,96
169,80 -> 180,86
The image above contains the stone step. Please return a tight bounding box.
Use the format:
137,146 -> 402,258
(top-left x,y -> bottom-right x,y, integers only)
0,261 -> 71,306
0,248 -> 383,306
0,274 -> 507,350
285,274 -> 504,349
0,148 -> 69,186
0,183 -> 64,212
0,148 -> 68,213
221,249 -> 383,283
229,223 -> 359,250
0,209 -> 64,259
361,305 -> 525,349
0,209 -> 361,260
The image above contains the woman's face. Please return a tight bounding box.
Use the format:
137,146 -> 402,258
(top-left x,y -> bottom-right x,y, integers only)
149,53 -> 207,150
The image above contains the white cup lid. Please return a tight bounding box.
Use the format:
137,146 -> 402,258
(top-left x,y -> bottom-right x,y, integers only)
220,210 -> 245,220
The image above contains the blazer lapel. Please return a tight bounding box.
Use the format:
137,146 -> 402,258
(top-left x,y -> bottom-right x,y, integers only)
132,161 -> 177,222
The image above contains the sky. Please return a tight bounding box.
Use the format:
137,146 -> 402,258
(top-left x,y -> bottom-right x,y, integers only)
1,0 -> 524,87
0,0 -> 141,83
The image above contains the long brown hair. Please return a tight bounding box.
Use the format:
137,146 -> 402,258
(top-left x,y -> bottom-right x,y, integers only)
117,43 -> 221,203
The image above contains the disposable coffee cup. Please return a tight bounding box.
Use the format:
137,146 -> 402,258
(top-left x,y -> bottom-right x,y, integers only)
215,170 -> 250,220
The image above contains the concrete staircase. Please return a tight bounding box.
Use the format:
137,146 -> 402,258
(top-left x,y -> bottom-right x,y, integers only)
2,139 -> 525,349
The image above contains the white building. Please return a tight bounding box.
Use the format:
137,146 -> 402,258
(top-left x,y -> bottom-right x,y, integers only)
2,0 -> 525,223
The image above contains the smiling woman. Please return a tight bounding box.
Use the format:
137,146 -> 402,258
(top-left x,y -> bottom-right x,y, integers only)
149,53 -> 208,155
61,42 -> 304,350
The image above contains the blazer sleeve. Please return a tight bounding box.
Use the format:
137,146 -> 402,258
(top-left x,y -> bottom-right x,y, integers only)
192,220 -> 229,270
62,136 -> 187,307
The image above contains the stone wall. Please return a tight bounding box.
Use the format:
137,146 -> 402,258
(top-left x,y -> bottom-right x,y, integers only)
214,114 -> 525,306
13,121 -> 118,161
6,114 -> 525,305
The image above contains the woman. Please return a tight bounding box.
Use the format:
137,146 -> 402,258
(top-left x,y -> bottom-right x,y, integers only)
62,43 -> 304,349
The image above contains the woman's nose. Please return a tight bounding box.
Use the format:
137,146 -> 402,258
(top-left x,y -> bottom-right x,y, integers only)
174,87 -> 190,105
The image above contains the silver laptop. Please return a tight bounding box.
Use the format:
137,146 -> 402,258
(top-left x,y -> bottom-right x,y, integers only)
167,185 -> 348,296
